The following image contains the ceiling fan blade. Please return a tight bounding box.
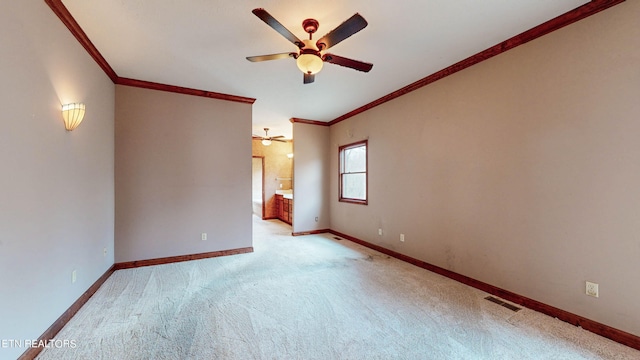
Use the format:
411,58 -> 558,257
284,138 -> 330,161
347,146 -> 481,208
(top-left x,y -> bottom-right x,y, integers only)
323,54 -> 373,72
246,53 -> 295,62
270,135 -> 285,139
252,8 -> 304,48
303,73 -> 315,84
316,13 -> 367,51
272,138 -> 288,142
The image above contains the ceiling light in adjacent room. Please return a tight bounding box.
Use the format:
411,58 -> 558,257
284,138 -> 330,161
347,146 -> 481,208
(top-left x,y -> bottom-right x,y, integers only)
262,139 -> 272,146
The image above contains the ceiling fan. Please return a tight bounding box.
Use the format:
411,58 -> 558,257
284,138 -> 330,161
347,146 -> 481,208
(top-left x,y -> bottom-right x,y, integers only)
254,128 -> 286,146
246,8 -> 373,84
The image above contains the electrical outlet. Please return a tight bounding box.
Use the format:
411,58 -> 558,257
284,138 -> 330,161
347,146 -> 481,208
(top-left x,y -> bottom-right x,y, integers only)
72,270 -> 77,284
586,281 -> 599,298
201,233 -> 207,241
103,248 -> 107,257
378,228 -> 383,236
315,217 -> 319,222
400,234 -> 405,242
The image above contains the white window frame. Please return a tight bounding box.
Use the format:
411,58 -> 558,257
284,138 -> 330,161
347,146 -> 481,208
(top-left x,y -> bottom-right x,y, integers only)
339,140 -> 368,205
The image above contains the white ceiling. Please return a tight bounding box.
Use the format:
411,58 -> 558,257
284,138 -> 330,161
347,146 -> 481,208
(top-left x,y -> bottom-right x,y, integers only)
61,0 -> 587,139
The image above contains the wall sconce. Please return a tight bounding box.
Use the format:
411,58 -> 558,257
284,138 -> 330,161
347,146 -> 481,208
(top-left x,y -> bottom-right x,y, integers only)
287,153 -> 294,159
62,103 -> 85,131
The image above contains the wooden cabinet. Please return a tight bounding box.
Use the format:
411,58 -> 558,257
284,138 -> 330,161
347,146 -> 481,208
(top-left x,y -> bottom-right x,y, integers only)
275,194 -> 292,225
283,198 -> 292,224
276,194 -> 283,219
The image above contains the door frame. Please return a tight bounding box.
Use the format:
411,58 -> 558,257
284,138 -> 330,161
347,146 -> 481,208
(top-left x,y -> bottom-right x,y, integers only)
252,156 -> 266,219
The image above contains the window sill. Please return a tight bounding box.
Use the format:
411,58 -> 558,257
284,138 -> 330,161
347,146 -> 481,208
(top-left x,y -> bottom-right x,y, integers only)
339,198 -> 368,205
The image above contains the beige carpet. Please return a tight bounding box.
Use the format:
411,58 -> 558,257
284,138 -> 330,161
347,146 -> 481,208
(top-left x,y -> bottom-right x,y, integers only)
36,216 -> 639,359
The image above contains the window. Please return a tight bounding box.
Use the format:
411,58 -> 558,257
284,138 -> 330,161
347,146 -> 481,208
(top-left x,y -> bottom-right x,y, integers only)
339,140 -> 368,204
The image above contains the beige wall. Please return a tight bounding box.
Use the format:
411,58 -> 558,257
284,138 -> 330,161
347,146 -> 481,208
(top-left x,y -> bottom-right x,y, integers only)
115,85 -> 252,262
292,123 -> 331,233
0,2 -> 115,359
3,3 -> 638,357
252,139 -> 293,220
329,2 -> 640,336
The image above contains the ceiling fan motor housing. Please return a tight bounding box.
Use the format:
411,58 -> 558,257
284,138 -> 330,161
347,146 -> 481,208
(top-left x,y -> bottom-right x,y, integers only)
302,18 -> 319,35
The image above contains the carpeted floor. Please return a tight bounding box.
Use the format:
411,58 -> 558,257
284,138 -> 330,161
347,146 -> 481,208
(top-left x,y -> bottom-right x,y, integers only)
36,216 -> 639,359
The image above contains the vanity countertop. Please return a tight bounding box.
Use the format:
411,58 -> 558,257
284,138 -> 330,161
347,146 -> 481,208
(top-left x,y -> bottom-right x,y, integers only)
275,189 -> 293,199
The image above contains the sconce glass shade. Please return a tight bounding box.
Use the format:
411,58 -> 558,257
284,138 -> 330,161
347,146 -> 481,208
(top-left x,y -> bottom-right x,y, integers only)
262,139 -> 272,146
62,103 -> 85,131
296,53 -> 324,75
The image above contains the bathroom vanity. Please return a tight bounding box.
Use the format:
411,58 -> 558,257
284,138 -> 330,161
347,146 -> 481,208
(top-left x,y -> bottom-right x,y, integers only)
275,190 -> 293,225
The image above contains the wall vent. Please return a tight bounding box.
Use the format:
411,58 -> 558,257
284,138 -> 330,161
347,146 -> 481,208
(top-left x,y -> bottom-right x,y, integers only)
485,296 -> 521,312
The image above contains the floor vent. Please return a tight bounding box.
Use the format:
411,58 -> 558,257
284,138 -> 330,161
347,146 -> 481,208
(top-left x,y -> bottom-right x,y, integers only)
485,296 -> 521,312
333,237 -> 343,241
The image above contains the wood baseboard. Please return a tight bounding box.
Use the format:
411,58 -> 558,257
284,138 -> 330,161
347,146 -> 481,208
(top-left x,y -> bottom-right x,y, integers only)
18,247 -> 253,359
114,247 -> 254,270
18,265 -> 115,360
328,230 -> 640,351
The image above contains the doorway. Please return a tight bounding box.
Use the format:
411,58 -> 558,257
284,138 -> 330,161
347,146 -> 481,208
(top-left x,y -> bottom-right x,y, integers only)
252,156 -> 265,219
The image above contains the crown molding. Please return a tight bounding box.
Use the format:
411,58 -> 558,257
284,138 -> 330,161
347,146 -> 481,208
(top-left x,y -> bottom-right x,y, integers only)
45,0 -> 118,82
45,0 -> 256,105
290,118 -> 330,126
116,78 -> 256,104
329,0 -> 625,125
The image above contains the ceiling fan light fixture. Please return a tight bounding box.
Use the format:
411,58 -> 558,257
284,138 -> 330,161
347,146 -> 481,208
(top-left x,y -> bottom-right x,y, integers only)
262,139 -> 272,146
296,40 -> 324,75
248,10 -> 371,83
296,53 -> 323,75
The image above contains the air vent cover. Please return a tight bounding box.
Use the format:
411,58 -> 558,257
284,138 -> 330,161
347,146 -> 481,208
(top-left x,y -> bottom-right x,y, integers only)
485,296 -> 521,312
